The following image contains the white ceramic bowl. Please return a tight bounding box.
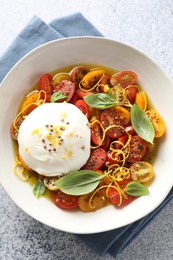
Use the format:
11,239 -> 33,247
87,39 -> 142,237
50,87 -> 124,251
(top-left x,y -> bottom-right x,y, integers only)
0,37 -> 173,234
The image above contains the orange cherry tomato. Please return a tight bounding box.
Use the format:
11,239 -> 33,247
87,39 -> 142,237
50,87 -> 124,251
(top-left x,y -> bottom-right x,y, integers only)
146,109 -> 166,138
20,91 -> 39,116
135,91 -> 147,111
78,191 -> 109,212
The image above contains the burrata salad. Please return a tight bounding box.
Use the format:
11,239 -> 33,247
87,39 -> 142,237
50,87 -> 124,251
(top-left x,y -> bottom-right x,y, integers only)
10,65 -> 166,211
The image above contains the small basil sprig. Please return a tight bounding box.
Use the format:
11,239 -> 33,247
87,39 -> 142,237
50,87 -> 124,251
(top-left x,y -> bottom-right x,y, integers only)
56,170 -> 106,195
33,179 -> 46,198
51,92 -> 67,103
125,181 -> 149,196
131,104 -> 155,144
84,93 -> 117,109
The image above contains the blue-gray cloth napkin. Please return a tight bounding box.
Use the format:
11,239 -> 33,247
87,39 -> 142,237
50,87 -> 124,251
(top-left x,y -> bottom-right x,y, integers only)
0,12 -> 173,258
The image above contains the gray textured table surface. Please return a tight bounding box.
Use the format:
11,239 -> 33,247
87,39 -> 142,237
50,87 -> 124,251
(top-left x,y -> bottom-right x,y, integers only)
0,1 -> 173,259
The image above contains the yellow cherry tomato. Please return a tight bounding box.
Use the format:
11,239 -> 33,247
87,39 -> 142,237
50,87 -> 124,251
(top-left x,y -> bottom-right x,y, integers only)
146,109 -> 166,138
135,91 -> 147,111
130,161 -> 154,184
81,69 -> 105,90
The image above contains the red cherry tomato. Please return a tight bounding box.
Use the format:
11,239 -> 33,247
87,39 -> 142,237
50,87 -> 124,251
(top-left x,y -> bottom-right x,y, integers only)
110,71 -> 137,88
125,85 -> 137,103
114,135 -> 128,150
100,108 -> 125,138
75,99 -> 90,119
69,92 -> 78,104
39,73 -> 53,102
76,89 -> 96,99
70,66 -> 89,86
10,117 -> 24,141
127,135 -> 147,163
101,135 -> 112,151
53,80 -> 75,102
99,75 -> 111,92
84,148 -> 107,171
124,124 -> 136,135
108,179 -> 136,206
106,151 -> 122,165
52,190 -> 79,210
91,121 -> 104,146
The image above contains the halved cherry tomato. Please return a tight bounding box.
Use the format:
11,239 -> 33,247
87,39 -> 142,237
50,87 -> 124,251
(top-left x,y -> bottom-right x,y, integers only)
83,148 -> 107,171
52,190 -> 79,210
146,109 -> 166,138
125,85 -> 137,104
108,179 -> 135,206
81,69 -> 105,89
53,80 -> 75,102
70,66 -> 89,86
99,75 -> 111,92
110,71 -> 137,88
100,108 -> 125,138
101,135 -> 112,151
76,89 -> 96,99
39,73 -> 53,102
69,92 -> 78,104
20,91 -> 39,116
106,151 -> 122,165
127,135 -> 147,163
91,121 -> 104,146
10,117 -> 24,140
75,99 -> 90,119
78,191 -> 109,212
124,124 -> 136,135
114,135 -> 128,150
135,91 -> 147,111
89,108 -> 102,120
130,161 -> 154,183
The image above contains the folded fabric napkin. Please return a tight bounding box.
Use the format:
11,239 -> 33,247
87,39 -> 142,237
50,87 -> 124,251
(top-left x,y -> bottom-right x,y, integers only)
0,12 -> 173,259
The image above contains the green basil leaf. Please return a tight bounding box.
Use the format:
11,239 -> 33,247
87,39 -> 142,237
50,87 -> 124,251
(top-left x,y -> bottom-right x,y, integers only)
131,104 -> 155,143
51,92 -> 67,103
84,93 -> 117,109
33,180 -> 46,198
56,170 -> 105,195
125,181 -> 150,196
